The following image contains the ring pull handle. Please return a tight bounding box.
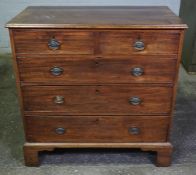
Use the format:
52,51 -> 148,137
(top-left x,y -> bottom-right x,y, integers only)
129,97 -> 142,105
131,67 -> 144,76
54,96 -> 64,104
133,41 -> 145,51
48,38 -> 60,50
50,67 -> 64,76
128,127 -> 140,135
55,127 -> 66,135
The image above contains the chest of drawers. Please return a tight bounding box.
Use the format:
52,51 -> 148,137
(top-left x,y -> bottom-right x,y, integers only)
6,6 -> 187,167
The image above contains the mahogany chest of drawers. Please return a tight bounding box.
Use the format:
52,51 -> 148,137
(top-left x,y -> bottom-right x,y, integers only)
6,6 -> 187,166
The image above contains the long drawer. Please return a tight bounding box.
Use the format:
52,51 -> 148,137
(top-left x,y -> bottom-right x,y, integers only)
13,29 -> 180,55
22,85 -> 172,115
25,115 -> 169,143
18,55 -> 177,84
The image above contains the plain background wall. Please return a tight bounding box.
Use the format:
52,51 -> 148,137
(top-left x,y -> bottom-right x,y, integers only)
0,0 -> 180,53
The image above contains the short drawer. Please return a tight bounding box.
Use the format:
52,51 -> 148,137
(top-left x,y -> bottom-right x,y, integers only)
13,29 -> 94,55
25,115 -> 169,143
18,55 -> 177,84
22,85 -> 172,115
100,30 -> 180,55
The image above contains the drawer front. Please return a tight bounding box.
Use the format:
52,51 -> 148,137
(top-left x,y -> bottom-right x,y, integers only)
13,30 -> 94,55
22,85 -> 172,115
25,116 -> 169,143
100,31 -> 180,55
18,55 -> 177,84
13,30 -> 180,55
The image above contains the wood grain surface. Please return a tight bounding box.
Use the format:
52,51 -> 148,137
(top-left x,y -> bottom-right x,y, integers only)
13,29 -> 180,55
25,115 -> 169,143
22,85 -> 172,115
6,6 -> 187,29
17,55 -> 177,84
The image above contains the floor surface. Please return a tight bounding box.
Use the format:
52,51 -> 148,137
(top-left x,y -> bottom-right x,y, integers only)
0,54 -> 196,175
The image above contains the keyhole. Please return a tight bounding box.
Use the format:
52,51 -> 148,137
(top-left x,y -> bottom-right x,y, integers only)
95,60 -> 99,66
137,35 -> 141,40
95,89 -> 100,95
94,57 -> 101,66
95,118 -> 99,123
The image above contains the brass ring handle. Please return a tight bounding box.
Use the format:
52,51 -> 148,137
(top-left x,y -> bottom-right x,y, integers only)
128,127 -> 140,135
55,127 -> 66,135
54,96 -> 64,104
131,67 -> 144,76
50,67 -> 64,76
48,38 -> 60,50
133,41 -> 145,51
129,97 -> 142,105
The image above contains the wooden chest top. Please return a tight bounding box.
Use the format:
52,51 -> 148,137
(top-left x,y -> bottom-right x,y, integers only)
6,6 -> 187,29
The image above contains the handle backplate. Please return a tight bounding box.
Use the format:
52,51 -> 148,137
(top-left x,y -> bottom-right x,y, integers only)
50,67 -> 64,76
133,41 -> 145,51
128,127 -> 140,135
48,38 -> 60,50
131,67 -> 144,76
129,97 -> 142,105
55,127 -> 66,135
54,96 -> 64,104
